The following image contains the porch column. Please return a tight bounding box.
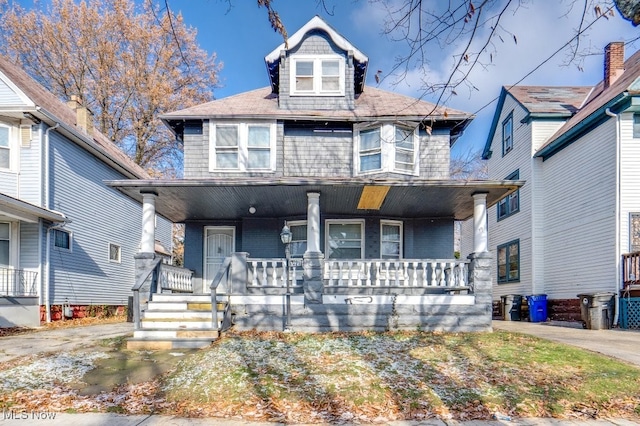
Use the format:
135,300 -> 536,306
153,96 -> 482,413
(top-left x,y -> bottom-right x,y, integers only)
303,192 -> 323,304
306,192 -> 321,254
140,192 -> 157,255
472,192 -> 488,253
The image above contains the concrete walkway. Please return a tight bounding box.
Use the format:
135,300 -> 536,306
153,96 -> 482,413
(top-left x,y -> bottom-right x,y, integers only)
0,321 -> 133,363
492,320 -> 640,367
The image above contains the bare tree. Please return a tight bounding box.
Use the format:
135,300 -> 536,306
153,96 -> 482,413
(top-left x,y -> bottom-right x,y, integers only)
0,0 -> 220,176
450,149 -> 488,180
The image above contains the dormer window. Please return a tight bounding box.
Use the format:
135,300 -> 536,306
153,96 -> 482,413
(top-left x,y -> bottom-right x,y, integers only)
290,55 -> 345,96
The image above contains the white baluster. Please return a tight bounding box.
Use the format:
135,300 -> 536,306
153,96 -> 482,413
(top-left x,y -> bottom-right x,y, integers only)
429,261 -> 437,287
365,261 -> 371,286
383,262 -> 390,286
373,262 -> 381,286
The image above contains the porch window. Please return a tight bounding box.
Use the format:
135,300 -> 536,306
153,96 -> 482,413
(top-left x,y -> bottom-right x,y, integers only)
210,122 -> 276,171
53,229 -> 72,251
497,170 -> 519,220
381,220 -> 402,259
497,240 -> 519,283
290,55 -> 345,96
0,125 -> 10,169
109,243 -> 121,263
0,223 -> 9,266
502,113 -> 513,156
355,124 -> 418,176
326,220 -> 364,259
287,221 -> 307,258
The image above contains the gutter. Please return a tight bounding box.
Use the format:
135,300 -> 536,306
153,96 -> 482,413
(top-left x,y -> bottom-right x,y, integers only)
605,108 -> 621,326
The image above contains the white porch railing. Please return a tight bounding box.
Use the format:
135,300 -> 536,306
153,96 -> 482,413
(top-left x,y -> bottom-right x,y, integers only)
158,263 -> 194,293
248,258 -> 303,288
0,268 -> 38,296
323,259 -> 470,290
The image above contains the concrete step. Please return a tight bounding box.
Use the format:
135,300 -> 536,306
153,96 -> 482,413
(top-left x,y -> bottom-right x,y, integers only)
141,318 -> 218,329
126,337 -> 215,350
152,294 -> 215,303
133,328 -> 219,339
142,310 -> 213,320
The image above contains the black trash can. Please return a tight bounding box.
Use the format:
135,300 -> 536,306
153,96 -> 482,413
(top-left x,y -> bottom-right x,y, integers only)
577,292 -> 615,330
501,294 -> 523,321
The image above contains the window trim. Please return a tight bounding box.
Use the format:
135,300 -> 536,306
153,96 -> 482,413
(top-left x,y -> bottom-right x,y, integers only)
354,123 -> 419,176
209,122 -> 276,172
325,219 -> 365,260
290,55 -> 345,96
53,229 -> 72,252
502,112 -> 513,156
108,243 -> 121,264
497,170 -> 520,221
497,239 -> 520,284
380,220 -> 403,259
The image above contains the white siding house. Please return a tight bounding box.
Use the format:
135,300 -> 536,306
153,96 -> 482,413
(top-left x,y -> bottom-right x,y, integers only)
474,42 -> 640,324
0,57 -> 173,326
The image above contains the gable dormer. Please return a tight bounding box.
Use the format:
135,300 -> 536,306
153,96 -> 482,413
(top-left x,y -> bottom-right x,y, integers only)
264,16 -> 368,111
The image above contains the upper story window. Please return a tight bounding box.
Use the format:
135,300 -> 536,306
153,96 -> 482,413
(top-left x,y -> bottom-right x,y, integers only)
53,229 -> 72,251
290,55 -> 345,96
355,124 -> 418,176
0,125 -> 10,169
497,170 -> 520,221
502,113 -> 513,156
210,122 -> 276,172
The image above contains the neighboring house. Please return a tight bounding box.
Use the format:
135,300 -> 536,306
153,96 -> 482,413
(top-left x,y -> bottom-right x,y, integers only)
109,16 -> 520,349
0,57 -> 173,327
463,42 -> 640,325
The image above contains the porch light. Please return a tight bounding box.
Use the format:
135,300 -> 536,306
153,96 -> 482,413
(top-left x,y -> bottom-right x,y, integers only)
280,225 -> 292,245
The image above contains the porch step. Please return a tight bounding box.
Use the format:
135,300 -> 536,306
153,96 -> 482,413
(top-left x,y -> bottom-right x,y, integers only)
151,294 -> 213,303
142,310 -> 216,320
133,328 -> 219,339
126,337 -> 216,350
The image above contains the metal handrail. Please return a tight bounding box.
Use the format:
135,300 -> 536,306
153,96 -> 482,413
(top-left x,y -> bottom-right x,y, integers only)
131,258 -> 163,329
0,268 -> 38,296
210,256 -> 232,330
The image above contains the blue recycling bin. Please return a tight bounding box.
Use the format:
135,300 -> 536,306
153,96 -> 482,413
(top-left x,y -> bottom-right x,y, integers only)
527,294 -> 548,322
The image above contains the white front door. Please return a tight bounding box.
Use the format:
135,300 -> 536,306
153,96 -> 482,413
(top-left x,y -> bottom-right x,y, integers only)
204,227 -> 235,293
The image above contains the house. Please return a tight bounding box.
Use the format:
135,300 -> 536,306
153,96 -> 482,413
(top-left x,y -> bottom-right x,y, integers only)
464,42 -> 640,327
0,57 -> 173,327
108,16 -> 521,349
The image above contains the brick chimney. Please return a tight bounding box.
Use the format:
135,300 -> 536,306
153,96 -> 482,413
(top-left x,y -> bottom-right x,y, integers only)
604,42 -> 625,89
66,95 -> 94,135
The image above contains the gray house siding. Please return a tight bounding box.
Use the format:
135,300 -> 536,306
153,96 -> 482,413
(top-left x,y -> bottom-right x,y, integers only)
284,125 -> 352,177
0,171 -> 18,197
279,31 -> 355,111
47,132 -> 142,306
19,222 -> 40,270
183,121 -> 206,179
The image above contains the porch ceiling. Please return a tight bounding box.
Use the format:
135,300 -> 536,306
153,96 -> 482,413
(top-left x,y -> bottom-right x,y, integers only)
106,178 -> 523,223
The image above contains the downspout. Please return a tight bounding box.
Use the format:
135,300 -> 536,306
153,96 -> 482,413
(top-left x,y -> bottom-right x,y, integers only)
43,123 -> 59,323
605,108 -> 621,326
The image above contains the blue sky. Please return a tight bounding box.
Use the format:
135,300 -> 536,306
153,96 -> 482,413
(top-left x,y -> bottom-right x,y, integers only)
174,1 -> 639,156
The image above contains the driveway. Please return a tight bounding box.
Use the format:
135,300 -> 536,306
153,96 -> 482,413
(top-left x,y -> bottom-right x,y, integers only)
493,320 -> 640,367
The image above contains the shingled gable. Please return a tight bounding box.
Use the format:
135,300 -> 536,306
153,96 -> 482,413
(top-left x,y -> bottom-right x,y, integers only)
0,56 -> 149,179
536,46 -> 640,159
482,86 -> 591,159
264,15 -> 369,95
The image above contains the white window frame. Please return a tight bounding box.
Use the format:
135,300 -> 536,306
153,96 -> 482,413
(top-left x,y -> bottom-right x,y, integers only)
53,229 -> 72,252
354,123 -> 419,176
209,122 -> 276,172
0,123 -> 12,170
108,243 -> 121,264
380,220 -> 403,259
325,219 -> 365,260
0,222 -> 10,267
290,55 -> 345,96
286,220 -> 307,258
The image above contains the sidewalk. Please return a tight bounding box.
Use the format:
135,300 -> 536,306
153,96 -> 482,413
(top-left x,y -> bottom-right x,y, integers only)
492,320 -> 640,367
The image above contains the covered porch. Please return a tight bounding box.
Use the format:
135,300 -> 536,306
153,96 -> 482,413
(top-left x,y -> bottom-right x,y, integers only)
108,177 -> 521,346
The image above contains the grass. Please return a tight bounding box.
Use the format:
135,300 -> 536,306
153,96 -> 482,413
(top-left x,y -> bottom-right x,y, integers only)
160,330 -> 640,422
0,329 -> 638,423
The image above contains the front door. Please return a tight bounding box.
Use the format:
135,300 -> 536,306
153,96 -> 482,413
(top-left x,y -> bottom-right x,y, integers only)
204,226 -> 235,293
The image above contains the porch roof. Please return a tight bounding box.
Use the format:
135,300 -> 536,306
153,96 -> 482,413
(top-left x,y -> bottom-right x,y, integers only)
0,193 -> 67,224
106,177 -> 523,223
